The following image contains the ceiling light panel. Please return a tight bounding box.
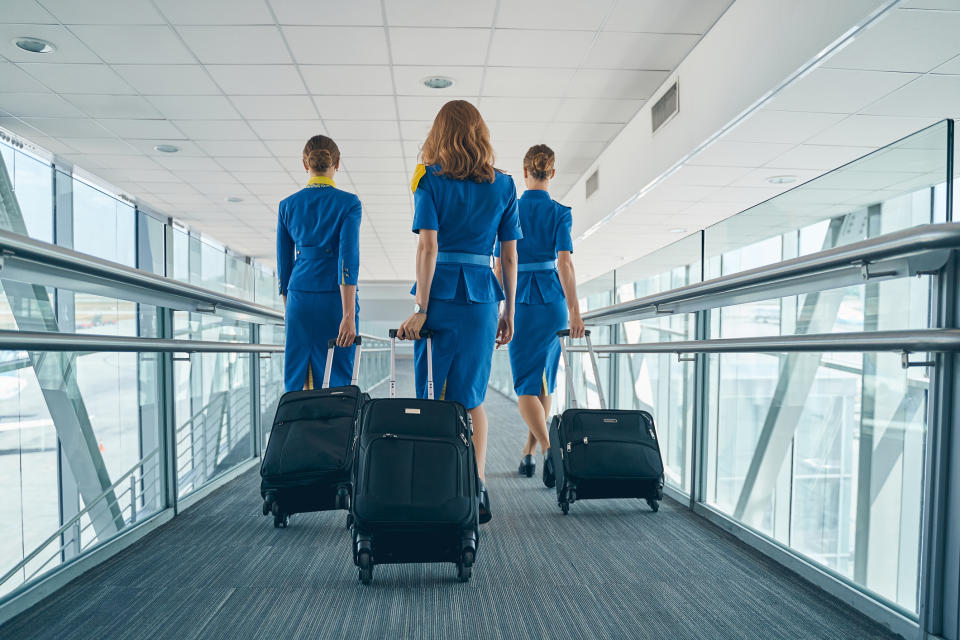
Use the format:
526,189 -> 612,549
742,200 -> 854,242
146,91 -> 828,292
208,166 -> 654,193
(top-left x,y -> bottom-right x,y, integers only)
0,24 -> 98,63
393,66 -> 484,96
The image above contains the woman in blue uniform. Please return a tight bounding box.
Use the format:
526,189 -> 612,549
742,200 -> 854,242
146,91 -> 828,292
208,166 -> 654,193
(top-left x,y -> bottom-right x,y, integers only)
398,100 -> 521,524
495,144 -> 584,482
277,134 -> 360,392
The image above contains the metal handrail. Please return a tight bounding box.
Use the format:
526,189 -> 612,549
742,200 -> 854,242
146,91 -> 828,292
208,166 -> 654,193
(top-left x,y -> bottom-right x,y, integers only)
0,449 -> 159,590
0,331 -> 283,353
583,223 -> 960,325
0,228 -> 284,324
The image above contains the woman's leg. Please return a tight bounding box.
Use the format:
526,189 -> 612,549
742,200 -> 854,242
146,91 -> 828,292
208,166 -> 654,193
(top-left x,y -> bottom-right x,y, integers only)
518,394 -> 550,454
522,430 -> 537,456
469,405 -> 488,481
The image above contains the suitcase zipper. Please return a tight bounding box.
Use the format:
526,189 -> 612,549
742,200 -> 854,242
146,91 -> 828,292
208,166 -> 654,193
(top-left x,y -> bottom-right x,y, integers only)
566,437 -> 659,451
378,433 -> 467,448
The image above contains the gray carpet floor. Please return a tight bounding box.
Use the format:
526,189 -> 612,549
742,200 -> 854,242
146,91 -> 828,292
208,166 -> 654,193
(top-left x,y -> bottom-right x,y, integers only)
2,364 -> 901,639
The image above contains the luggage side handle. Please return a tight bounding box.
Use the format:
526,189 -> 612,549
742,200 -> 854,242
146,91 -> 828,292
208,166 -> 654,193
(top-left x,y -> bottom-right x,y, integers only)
388,329 -> 434,400
557,329 -> 606,410
324,336 -> 363,388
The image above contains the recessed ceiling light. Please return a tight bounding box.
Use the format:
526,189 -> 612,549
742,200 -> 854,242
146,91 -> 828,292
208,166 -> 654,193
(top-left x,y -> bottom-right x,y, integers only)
767,175 -> 797,185
670,228 -> 686,234
13,37 -> 56,54
154,144 -> 179,153
225,196 -> 244,203
422,76 -> 454,90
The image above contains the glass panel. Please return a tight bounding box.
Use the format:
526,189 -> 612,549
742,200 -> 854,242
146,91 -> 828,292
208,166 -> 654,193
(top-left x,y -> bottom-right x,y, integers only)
73,179 -> 135,267
0,141 -> 53,242
138,212 -> 165,276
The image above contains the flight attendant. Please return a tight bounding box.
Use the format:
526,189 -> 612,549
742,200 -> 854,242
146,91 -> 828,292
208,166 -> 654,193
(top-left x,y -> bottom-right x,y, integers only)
495,144 -> 584,483
397,100 -> 521,524
277,134 -> 360,392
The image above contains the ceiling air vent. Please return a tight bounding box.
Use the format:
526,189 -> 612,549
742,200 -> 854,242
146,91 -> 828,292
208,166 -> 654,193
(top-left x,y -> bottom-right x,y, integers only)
585,168 -> 599,199
651,81 -> 679,133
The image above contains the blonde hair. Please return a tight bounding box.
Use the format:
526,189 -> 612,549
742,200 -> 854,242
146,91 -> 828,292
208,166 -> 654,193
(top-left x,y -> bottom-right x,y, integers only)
524,144 -> 555,181
303,134 -> 340,172
421,100 -> 496,183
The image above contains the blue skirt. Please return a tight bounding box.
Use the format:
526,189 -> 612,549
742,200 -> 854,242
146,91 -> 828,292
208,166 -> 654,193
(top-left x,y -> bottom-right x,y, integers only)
509,297 -> 568,396
414,299 -> 498,410
284,289 -> 358,392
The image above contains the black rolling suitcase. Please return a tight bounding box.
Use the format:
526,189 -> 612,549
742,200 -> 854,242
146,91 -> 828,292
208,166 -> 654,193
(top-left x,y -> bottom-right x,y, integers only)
350,329 -> 480,584
260,336 -> 366,528
547,330 -> 664,515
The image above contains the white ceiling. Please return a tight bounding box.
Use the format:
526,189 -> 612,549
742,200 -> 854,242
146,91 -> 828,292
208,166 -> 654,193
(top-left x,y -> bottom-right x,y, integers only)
571,0 -> 960,281
0,0 -> 732,280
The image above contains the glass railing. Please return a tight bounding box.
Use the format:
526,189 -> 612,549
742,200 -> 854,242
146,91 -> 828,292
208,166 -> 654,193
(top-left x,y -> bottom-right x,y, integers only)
552,120 -> 959,634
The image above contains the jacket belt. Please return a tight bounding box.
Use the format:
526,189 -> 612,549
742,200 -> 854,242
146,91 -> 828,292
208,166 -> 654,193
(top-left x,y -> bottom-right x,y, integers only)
296,246 -> 332,259
436,251 -> 492,267
517,260 -> 557,272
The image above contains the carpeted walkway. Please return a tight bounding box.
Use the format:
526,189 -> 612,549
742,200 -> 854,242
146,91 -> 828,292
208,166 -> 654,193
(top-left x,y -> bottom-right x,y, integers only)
1,362 -> 900,639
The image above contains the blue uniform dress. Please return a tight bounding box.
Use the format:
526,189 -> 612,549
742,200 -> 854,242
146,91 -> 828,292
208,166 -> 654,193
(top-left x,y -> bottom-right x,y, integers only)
411,164 -> 522,409
277,175 -> 361,392
496,189 -> 573,396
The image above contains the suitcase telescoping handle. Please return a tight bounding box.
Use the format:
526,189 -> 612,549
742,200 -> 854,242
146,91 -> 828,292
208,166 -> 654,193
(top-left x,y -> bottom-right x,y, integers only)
323,336 -> 363,388
388,329 -> 435,400
557,329 -> 606,410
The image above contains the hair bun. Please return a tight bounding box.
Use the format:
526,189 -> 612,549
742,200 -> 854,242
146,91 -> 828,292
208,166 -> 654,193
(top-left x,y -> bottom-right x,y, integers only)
523,144 -> 555,181
303,135 -> 340,173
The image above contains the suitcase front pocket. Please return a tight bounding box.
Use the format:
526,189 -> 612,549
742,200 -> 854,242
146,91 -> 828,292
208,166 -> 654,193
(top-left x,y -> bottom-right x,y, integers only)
364,435 -> 463,507
565,439 -> 662,480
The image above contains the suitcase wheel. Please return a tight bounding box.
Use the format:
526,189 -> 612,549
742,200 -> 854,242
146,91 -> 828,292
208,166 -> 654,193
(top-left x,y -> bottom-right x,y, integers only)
357,550 -> 373,585
335,486 -> 350,510
261,500 -> 270,516
646,498 -> 660,513
456,563 -> 472,583
273,513 -> 289,528
345,513 -> 354,529
560,501 -> 569,515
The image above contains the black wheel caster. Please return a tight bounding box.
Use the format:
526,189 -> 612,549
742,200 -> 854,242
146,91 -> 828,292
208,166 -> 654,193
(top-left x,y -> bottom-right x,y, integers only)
261,500 -> 270,516
273,513 -> 289,528
457,563 -> 472,582
646,498 -> 659,512
335,488 -> 350,510
346,513 -> 354,529
357,550 -> 373,585
560,502 -> 569,515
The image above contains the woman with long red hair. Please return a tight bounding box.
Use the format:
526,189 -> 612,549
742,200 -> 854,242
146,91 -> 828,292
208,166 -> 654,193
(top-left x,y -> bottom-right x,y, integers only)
398,100 -> 521,524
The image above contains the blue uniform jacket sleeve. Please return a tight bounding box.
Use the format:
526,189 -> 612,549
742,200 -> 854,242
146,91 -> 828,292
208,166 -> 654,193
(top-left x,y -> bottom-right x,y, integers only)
276,207 -> 294,295
556,206 -> 574,253
412,170 -> 439,233
338,197 -> 362,286
498,184 -> 523,242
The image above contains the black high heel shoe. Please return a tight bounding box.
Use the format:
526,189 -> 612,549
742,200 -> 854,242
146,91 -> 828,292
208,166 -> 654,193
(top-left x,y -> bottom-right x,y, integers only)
478,481 -> 492,524
518,454 -> 536,478
542,450 -> 556,488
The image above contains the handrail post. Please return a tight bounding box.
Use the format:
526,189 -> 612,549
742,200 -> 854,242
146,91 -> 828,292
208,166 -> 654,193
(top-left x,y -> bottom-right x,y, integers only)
156,307 -> 179,514
129,475 -> 137,524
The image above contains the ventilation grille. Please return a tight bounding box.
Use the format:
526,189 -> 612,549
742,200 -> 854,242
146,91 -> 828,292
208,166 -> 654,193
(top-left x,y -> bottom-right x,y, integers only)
651,81 -> 679,133
585,169 -> 599,199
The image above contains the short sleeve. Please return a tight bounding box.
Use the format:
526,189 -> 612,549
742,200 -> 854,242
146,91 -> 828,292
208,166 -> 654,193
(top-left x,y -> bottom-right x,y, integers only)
497,182 -> 522,242
555,206 -> 573,253
411,165 -> 439,233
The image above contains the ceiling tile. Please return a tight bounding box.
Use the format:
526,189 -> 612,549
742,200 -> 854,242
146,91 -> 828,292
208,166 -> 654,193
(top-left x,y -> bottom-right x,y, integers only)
110,65 -> 219,95
399,120 -> 431,141
764,144 -> 877,171
0,24 -> 99,63
723,110 -> 847,145
98,118 -> 186,139
283,26 -> 389,64
268,0 -> 383,25
0,63 -> 48,92
390,28 -> 489,66
804,114 -> 940,147
496,0 -> 611,30
933,53 -> 960,74
173,119 -> 258,140
861,74 -> 960,118
248,120 -> 326,139
70,25 -> 195,64
482,67 -> 574,97
324,120 -> 400,141
18,63 -> 136,95
768,68 -> 918,113
146,95 -> 241,120
300,65 -> 394,95
127,139 -> 207,156
543,122 -> 621,143
687,140 -> 794,167
396,95 -> 476,120
824,8 -> 960,73
313,95 -> 397,120
478,97 -> 559,122
63,138 -> 139,154
64,94 -> 164,119
585,32 -> 699,70
154,0 -> 274,24
232,95 -> 316,119
554,98 -> 640,123
197,140 -> 271,156
261,138 -> 308,157
3,0 -> 57,23
487,29 -> 593,68
344,157 -> 407,172
566,69 -> 669,99
217,156 -> 284,172
394,66 -> 484,96
40,0 -> 165,23
84,154 -> 162,170
177,26 -> 291,64
604,0 -> 731,34
19,117 -> 114,138
0,92 -> 85,118
384,0 -> 496,27
206,65 -> 305,95
334,139 -> 405,157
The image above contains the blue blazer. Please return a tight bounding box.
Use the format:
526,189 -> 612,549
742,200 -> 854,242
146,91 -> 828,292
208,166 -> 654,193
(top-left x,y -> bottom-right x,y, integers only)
411,164 -> 522,303
277,176 -> 361,295
497,189 -> 573,304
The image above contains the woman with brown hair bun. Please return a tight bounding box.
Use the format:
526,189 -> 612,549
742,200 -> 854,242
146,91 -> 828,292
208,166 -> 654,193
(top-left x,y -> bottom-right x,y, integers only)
276,134 -> 361,391
397,100 -> 522,524
495,144 -> 583,484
